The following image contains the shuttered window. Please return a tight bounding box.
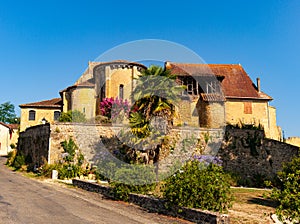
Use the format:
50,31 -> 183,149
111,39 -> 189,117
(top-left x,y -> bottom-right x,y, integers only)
244,102 -> 252,114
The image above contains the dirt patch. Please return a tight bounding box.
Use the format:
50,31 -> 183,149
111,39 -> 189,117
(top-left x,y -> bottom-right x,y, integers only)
229,188 -> 277,224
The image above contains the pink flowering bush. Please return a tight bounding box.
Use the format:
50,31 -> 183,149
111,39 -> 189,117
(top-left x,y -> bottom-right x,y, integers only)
100,97 -> 114,118
100,97 -> 131,122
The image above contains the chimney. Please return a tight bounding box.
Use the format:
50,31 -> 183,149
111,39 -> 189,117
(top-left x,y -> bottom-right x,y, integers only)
256,78 -> 261,93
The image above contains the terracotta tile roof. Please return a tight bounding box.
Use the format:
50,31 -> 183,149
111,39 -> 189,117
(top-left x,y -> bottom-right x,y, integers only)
167,62 -> 272,100
167,62 -> 224,78
20,98 -> 62,108
60,79 -> 95,94
200,93 -> 225,102
7,124 -> 19,130
0,122 -> 12,130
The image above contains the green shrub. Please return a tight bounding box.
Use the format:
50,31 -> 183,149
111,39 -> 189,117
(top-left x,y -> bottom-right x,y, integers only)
58,164 -> 84,179
60,138 -> 78,163
39,163 -> 62,178
6,149 -> 17,166
270,155 -> 300,222
163,160 -> 233,212
59,110 -> 86,122
38,163 -> 84,179
12,153 -> 26,170
111,165 -> 156,201
93,115 -> 111,124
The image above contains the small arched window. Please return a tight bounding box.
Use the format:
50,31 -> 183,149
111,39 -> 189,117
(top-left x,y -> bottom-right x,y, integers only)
29,110 -> 36,121
54,111 -> 61,121
119,84 -> 124,99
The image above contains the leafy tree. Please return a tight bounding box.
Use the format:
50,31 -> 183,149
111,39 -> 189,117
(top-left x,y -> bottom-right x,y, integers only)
0,102 -> 19,123
270,155 -> 300,222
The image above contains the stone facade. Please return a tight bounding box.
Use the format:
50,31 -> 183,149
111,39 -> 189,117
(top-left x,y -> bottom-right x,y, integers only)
286,137 -> 300,147
198,101 -> 225,128
19,98 -> 62,132
61,61 -> 145,120
0,123 -> 19,155
225,100 -> 281,140
20,107 -> 61,132
0,123 -> 12,155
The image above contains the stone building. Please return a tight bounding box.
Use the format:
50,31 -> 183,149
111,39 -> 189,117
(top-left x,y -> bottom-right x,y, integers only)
0,122 -> 19,155
166,62 -> 282,140
19,98 -> 62,131
59,60 -> 146,120
19,60 -> 281,140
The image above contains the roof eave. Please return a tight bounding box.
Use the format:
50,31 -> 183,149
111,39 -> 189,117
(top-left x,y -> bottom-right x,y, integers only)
225,96 -> 273,101
19,105 -> 62,109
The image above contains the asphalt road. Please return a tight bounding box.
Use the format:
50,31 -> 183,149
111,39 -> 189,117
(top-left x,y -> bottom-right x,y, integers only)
0,157 -> 191,224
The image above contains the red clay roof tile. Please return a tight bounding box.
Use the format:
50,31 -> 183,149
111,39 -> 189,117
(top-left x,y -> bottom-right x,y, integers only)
19,98 -> 62,108
167,62 -> 272,100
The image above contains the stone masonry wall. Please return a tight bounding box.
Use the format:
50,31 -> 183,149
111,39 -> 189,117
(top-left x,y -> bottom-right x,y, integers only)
49,122 -> 116,164
217,128 -> 299,185
18,122 -> 298,185
18,123 -> 50,167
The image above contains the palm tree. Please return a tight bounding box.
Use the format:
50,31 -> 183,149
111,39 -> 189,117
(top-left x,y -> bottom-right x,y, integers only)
124,65 -> 183,180
130,65 -> 182,138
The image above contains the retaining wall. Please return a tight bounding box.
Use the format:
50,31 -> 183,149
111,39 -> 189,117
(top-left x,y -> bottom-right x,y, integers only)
72,179 -> 229,224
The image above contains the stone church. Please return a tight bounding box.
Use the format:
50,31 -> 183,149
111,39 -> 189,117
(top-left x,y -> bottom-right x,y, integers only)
19,60 -> 282,140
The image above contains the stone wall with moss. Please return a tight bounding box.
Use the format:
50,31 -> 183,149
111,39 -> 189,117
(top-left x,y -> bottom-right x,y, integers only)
217,128 -> 299,186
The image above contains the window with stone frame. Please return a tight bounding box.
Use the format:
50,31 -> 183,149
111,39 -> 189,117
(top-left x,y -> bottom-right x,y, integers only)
29,110 -> 36,121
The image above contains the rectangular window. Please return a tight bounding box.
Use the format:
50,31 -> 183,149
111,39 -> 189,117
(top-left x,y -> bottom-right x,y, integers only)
29,110 -> 36,121
178,76 -> 200,96
54,111 -> 61,121
244,102 -> 252,114
119,84 -> 124,99
206,81 -> 218,93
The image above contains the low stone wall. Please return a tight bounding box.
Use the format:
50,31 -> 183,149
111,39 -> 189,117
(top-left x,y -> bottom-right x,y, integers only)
72,179 -> 229,224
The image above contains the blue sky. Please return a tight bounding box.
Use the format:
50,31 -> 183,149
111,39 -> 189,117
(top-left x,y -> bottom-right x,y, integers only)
0,0 -> 299,137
